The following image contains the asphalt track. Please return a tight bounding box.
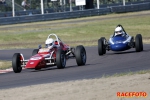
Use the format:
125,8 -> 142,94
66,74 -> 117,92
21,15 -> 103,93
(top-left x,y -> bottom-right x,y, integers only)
0,45 -> 150,89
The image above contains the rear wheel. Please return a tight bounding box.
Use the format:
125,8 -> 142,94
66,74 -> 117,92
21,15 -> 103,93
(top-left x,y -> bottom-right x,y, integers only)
32,49 -> 39,56
135,34 -> 142,52
56,49 -> 66,69
98,37 -> 106,55
75,45 -> 86,66
12,53 -> 22,73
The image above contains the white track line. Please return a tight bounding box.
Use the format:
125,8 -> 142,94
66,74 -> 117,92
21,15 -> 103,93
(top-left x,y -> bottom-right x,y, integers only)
0,68 -> 25,74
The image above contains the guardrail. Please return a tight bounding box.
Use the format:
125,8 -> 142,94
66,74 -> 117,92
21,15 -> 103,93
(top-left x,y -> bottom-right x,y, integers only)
0,3 -> 149,25
0,8 -> 111,25
111,2 -> 150,12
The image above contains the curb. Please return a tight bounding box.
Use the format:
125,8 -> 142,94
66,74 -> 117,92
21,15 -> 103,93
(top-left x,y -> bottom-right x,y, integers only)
0,68 -> 25,74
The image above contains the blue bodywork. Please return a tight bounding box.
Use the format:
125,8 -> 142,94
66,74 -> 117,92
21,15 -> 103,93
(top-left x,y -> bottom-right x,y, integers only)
109,35 -> 131,51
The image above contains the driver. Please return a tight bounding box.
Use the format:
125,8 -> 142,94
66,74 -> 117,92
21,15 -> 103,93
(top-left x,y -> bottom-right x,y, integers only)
45,38 -> 59,49
114,27 -> 126,37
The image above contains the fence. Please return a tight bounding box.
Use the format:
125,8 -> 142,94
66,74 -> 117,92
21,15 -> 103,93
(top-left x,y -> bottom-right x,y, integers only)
0,2 -> 149,25
111,2 -> 150,12
0,0 -> 150,17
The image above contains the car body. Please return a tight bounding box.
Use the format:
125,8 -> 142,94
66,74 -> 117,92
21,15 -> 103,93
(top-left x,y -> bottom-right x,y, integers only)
98,24 -> 143,55
109,34 -> 133,51
12,34 -> 86,73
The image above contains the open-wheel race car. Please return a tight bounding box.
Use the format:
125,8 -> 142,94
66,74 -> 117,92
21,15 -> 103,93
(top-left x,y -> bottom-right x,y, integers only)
98,24 -> 143,55
12,34 -> 86,73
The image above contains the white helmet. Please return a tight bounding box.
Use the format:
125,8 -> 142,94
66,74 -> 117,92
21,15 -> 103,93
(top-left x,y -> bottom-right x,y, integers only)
115,27 -> 123,36
45,38 -> 54,49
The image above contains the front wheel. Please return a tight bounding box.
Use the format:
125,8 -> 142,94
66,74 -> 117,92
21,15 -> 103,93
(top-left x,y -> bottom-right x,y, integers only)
98,37 -> 106,55
12,53 -> 22,73
135,34 -> 143,52
56,49 -> 66,69
75,45 -> 86,66
138,34 -> 143,51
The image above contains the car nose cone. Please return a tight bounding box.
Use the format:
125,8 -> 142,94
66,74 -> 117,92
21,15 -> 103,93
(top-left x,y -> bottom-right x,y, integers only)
110,43 -> 129,51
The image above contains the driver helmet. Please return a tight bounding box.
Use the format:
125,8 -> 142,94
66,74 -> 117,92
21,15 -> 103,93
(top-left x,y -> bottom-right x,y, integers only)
115,27 -> 123,36
45,38 -> 54,49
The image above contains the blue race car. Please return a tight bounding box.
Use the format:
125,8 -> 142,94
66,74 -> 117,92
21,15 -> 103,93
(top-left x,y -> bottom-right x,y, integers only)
98,24 -> 143,55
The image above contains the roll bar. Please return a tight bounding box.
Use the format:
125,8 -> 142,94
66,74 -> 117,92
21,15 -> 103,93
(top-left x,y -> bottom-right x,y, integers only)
47,33 -> 61,46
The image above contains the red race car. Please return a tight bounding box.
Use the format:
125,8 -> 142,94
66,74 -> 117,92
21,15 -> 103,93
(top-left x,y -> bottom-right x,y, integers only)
12,34 -> 86,73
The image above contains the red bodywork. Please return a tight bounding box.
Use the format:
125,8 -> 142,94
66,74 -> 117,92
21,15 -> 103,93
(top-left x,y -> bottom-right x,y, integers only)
24,42 -> 70,69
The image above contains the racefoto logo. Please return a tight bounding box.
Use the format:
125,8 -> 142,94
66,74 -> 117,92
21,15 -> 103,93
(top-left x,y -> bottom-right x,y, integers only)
117,92 -> 147,98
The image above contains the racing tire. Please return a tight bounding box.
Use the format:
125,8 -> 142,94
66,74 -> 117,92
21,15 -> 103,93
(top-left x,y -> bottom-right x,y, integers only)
32,49 -> 39,56
75,45 -> 86,66
12,53 -> 22,73
138,34 -> 143,51
56,49 -> 66,69
98,37 -> 106,55
135,34 -> 142,52
101,37 -> 106,54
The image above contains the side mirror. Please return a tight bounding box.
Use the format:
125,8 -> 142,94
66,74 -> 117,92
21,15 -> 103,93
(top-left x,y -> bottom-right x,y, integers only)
38,45 -> 42,49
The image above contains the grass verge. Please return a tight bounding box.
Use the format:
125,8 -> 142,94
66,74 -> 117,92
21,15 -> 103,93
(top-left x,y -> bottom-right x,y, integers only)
0,60 -> 11,70
0,11 -> 150,49
102,70 -> 150,78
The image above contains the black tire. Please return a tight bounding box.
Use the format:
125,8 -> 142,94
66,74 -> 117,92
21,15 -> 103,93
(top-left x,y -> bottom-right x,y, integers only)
101,37 -> 106,54
56,49 -> 66,69
75,45 -> 86,66
32,49 -> 39,56
138,34 -> 143,51
98,37 -> 106,55
135,34 -> 142,52
12,53 -> 22,73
